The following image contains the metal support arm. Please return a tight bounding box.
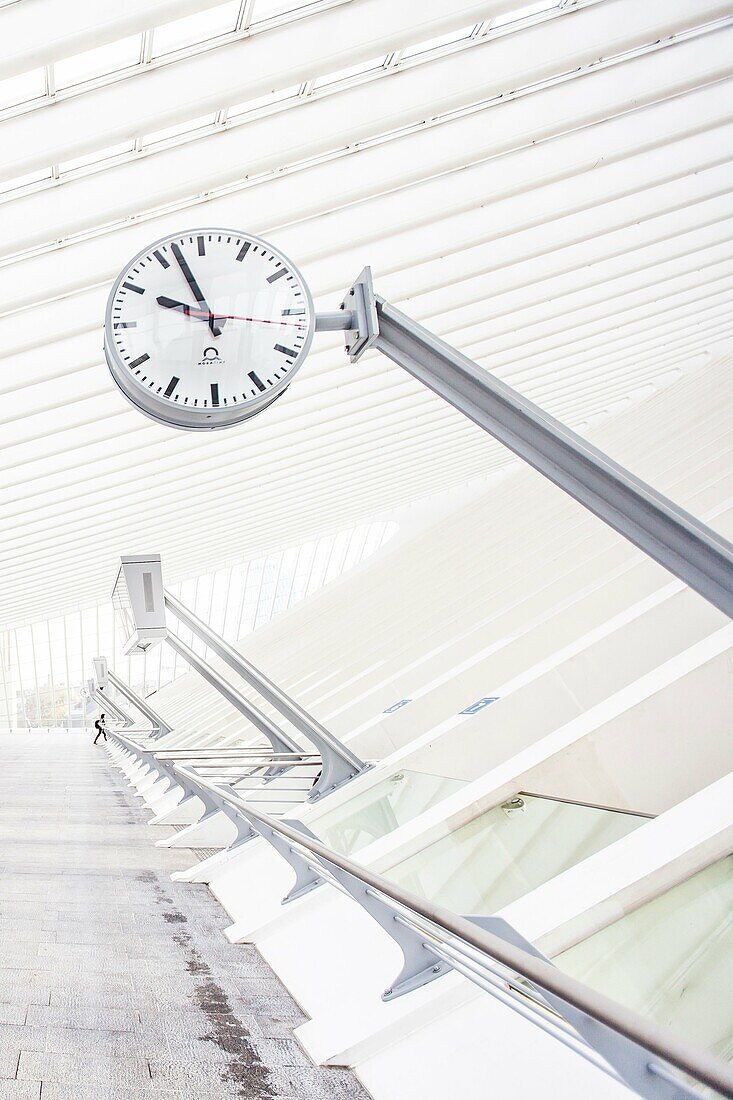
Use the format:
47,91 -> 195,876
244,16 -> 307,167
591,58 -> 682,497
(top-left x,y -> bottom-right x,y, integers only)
164,591 -> 368,799
340,268 -> 733,619
91,685 -> 134,727
165,632 -> 300,759
107,669 -> 172,738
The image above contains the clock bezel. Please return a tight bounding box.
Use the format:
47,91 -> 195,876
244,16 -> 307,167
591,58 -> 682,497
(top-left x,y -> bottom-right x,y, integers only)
103,226 -> 316,432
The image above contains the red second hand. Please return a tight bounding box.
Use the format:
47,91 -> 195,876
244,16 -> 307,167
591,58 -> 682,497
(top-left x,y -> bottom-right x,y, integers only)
186,305 -> 304,326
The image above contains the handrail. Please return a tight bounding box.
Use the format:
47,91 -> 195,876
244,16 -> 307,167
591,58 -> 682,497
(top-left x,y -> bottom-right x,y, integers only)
175,765 -> 733,1100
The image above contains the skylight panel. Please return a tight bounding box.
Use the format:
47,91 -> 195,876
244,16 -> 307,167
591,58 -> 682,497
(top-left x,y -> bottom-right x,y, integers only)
251,0 -> 318,25
492,1 -> 557,28
0,68 -> 46,112
60,141 -> 135,175
144,113 -> 218,147
400,26 -> 475,61
0,166 -> 51,197
228,84 -> 300,117
152,1 -> 241,56
54,35 -> 142,89
313,56 -> 384,90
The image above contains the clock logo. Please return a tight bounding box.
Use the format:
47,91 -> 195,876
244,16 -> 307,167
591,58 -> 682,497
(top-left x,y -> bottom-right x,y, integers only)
199,346 -> 224,365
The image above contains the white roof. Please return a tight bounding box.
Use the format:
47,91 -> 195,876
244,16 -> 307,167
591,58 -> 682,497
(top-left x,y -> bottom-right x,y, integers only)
1,0 -> 732,628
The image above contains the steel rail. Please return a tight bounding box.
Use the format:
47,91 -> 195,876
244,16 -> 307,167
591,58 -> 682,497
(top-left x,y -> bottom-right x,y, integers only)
177,766 -> 733,1100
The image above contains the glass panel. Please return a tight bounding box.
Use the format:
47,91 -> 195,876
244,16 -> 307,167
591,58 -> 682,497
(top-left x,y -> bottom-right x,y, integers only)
144,113 -> 217,147
554,855 -> 733,1064
251,0 -> 318,25
152,2 -> 240,56
400,26 -> 474,61
387,794 -> 647,914
0,68 -> 46,111
313,769 -> 466,856
54,36 -> 142,88
60,141 -> 134,175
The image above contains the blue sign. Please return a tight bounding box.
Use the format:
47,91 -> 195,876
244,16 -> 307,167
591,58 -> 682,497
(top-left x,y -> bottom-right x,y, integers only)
459,696 -> 499,715
383,698 -> 412,714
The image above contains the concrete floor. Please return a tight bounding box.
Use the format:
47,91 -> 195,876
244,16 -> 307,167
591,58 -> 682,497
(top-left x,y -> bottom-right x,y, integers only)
0,731 -> 371,1100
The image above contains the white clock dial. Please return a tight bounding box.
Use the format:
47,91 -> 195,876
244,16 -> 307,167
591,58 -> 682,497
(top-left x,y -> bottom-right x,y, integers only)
104,228 -> 315,430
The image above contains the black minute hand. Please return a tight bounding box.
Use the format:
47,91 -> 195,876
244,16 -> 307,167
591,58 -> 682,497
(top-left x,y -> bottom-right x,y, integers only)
170,241 -> 222,338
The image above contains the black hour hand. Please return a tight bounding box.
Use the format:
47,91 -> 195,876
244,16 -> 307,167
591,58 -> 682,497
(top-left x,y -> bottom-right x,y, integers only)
157,295 -> 199,317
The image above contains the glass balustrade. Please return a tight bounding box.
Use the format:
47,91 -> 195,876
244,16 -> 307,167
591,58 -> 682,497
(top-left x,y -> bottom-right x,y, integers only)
385,793 -> 647,914
554,854 -> 733,1067
313,769 -> 465,856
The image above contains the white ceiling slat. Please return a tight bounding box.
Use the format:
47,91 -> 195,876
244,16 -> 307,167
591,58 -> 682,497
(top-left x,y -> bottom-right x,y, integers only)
0,0 -> 229,81
0,0 -> 509,182
2,252 -> 730,467
3,145 -> 731,366
7,400 -> 730,624
3,215 -> 732,433
3,91 -> 732,316
4,186 -> 732,400
3,289 -> 730,521
3,14 -> 730,259
2,320 -> 730,557
2,275 -> 726,545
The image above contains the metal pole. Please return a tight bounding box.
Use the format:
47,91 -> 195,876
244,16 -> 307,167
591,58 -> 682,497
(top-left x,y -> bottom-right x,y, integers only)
164,591 -> 368,798
164,631 -> 300,758
341,269 -> 733,618
107,668 -> 172,737
91,685 -> 133,727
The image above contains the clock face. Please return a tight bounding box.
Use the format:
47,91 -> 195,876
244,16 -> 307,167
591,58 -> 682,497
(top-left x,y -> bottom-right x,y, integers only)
104,228 -> 315,430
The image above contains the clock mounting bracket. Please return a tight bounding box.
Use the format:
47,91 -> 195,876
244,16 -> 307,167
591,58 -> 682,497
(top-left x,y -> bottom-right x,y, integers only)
313,266 -> 379,362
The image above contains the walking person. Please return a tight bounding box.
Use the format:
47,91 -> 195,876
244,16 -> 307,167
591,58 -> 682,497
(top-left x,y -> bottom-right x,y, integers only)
93,713 -> 107,744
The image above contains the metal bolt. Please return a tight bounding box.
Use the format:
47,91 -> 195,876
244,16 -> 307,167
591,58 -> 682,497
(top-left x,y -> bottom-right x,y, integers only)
349,288 -> 354,296
432,965 -> 442,973
340,302 -> 345,309
345,345 -> 351,354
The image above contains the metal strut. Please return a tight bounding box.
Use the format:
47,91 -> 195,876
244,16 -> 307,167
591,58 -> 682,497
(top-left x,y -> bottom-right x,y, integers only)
107,669 -> 173,738
339,267 -> 733,619
89,682 -> 134,727
164,591 -> 369,799
164,632 -> 300,760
